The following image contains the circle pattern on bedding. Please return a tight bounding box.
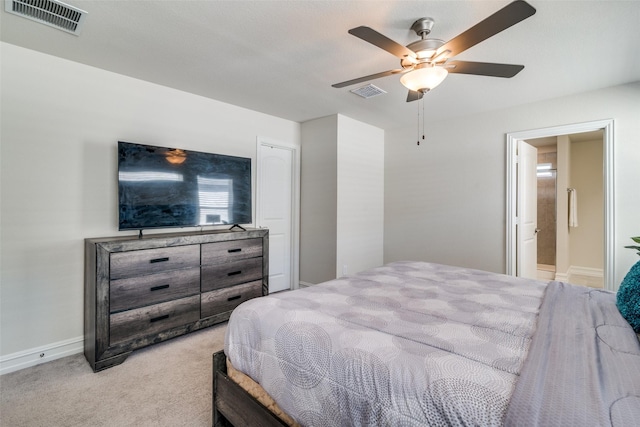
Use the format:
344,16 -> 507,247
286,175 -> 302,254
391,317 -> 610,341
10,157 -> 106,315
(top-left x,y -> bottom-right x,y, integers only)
336,311 -> 389,331
326,348 -> 392,425
392,333 -> 454,357
330,348 -> 391,401
595,324 -> 640,355
423,378 -> 508,426
610,396 -> 640,426
274,322 -> 331,389
347,294 -> 402,311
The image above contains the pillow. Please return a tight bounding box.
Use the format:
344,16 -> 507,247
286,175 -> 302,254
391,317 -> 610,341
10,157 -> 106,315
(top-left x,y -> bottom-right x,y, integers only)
617,260 -> 640,333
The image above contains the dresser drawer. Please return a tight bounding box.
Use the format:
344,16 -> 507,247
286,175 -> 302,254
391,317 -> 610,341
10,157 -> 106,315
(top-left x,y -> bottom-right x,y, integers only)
201,281 -> 262,318
110,267 -> 200,313
109,295 -> 200,345
110,245 -> 200,280
201,257 -> 263,293
201,238 -> 262,265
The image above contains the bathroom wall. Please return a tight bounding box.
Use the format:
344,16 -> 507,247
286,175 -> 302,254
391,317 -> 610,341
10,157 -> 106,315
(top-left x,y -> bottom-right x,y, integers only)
568,138 -> 604,287
537,148 -> 557,267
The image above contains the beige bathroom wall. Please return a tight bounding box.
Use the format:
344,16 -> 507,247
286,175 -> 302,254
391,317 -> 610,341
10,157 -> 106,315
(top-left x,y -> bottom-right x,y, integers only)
569,139 -> 604,270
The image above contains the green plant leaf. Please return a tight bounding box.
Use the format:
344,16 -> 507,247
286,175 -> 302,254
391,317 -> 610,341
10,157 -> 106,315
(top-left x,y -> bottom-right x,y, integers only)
625,237 -> 640,256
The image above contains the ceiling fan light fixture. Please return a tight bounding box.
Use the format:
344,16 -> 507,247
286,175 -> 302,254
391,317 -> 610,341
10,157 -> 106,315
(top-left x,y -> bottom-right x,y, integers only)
405,38 -> 445,62
416,49 -> 437,59
400,66 -> 448,93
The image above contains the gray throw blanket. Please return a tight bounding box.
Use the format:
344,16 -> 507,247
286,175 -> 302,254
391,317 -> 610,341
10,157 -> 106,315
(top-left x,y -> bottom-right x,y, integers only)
504,281 -> 640,426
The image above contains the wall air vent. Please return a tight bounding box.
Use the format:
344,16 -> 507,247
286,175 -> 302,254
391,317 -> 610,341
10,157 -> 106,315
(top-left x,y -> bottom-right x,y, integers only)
350,84 -> 387,99
4,0 -> 88,35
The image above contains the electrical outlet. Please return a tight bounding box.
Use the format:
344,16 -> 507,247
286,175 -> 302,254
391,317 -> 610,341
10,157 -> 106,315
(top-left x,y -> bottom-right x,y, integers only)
343,265 -> 348,276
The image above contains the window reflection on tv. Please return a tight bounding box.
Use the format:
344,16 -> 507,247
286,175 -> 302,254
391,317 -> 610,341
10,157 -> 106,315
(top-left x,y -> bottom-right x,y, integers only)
118,141 -> 252,230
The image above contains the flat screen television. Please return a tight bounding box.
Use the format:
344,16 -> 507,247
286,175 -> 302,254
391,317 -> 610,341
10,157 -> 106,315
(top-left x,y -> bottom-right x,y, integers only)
118,141 -> 252,231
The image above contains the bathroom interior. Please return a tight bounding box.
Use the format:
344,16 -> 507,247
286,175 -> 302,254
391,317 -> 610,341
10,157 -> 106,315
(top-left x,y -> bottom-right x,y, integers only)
526,130 -> 604,288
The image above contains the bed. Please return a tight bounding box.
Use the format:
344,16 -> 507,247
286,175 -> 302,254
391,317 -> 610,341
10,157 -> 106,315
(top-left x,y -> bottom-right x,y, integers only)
213,261 -> 640,426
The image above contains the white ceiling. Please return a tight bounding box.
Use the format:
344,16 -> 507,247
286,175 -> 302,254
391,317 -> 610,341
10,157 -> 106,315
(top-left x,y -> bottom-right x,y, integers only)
1,1 -> 639,131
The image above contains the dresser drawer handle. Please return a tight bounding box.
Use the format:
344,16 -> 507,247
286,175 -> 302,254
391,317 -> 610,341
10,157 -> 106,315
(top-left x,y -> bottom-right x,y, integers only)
227,271 -> 242,277
227,295 -> 242,302
150,314 -> 169,323
228,249 -> 242,253
149,257 -> 169,264
150,284 -> 170,292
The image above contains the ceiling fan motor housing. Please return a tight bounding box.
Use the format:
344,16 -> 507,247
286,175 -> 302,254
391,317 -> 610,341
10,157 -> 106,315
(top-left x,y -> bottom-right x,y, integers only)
401,38 -> 445,68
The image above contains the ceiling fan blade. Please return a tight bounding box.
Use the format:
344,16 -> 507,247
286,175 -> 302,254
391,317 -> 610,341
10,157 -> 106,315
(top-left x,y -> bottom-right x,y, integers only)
435,0 -> 536,59
445,60 -> 524,78
349,26 -> 417,61
332,69 -> 405,88
406,90 -> 423,102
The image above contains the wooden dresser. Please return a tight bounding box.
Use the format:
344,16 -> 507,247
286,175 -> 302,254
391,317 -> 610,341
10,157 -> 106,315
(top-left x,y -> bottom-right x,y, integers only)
84,228 -> 268,372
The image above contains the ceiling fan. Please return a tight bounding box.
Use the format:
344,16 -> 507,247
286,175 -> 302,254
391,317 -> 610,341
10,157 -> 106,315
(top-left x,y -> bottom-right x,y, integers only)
332,0 -> 536,102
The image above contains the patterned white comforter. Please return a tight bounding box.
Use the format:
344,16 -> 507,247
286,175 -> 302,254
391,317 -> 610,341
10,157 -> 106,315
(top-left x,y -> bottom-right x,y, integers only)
225,261 -> 547,426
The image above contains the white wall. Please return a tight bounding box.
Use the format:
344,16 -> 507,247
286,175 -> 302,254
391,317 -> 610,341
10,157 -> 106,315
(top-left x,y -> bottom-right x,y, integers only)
0,43 -> 300,363
300,114 -> 384,284
384,82 -> 640,289
300,115 -> 338,284
336,115 -> 385,278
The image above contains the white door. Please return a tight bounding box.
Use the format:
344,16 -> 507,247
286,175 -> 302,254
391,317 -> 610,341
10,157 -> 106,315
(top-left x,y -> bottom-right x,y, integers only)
516,140 -> 538,279
257,142 -> 294,292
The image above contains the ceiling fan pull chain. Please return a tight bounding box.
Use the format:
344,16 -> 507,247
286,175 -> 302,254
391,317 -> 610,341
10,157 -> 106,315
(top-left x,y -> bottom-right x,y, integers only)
417,96 -> 421,145
422,98 -> 426,142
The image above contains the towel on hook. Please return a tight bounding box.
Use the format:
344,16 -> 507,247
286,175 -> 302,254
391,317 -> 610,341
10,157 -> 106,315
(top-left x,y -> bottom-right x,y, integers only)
569,189 -> 578,227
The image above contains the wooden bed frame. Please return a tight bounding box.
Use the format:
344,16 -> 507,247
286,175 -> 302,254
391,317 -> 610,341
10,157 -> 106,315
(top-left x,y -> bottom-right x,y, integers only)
212,350 -> 288,427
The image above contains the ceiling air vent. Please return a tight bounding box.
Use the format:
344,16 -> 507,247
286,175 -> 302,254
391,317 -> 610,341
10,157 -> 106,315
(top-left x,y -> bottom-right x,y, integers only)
4,0 -> 88,35
350,84 -> 387,99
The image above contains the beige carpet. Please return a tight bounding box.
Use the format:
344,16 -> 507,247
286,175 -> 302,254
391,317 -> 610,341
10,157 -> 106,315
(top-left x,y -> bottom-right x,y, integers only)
0,323 -> 226,427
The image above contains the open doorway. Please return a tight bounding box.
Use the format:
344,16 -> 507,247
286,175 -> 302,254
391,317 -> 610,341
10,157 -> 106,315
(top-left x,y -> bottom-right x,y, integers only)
506,119 -> 615,291
524,131 -> 604,287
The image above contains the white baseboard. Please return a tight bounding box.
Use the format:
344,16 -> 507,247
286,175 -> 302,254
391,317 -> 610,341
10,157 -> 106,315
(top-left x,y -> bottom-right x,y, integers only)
0,336 -> 83,375
568,265 -> 604,278
537,269 -> 555,281
554,266 -> 604,288
568,265 -> 604,288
